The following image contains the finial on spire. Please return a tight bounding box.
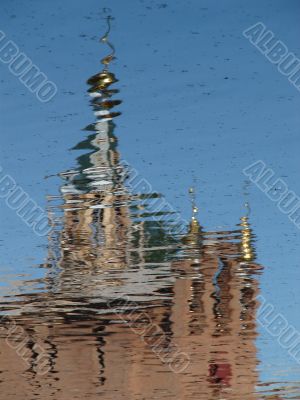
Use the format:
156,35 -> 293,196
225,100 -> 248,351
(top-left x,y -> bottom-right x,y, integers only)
244,201 -> 251,218
182,187 -> 202,245
86,15 -> 121,121
240,202 -> 255,262
100,16 -> 115,68
187,186 -> 200,235
189,187 -> 198,221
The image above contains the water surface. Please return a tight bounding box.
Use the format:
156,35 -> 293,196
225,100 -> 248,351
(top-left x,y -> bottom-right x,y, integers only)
1,1 -> 300,399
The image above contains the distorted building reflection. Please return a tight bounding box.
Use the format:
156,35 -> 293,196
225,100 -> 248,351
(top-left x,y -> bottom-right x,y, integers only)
0,18 -> 288,400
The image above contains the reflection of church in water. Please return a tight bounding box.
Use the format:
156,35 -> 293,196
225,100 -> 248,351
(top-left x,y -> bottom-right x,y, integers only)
1,19 -> 284,400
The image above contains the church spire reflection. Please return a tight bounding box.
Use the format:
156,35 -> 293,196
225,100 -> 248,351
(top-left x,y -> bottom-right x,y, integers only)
50,16 -> 134,272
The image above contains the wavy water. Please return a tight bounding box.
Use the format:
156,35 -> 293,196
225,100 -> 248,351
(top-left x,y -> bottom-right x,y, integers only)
1,10 -> 300,400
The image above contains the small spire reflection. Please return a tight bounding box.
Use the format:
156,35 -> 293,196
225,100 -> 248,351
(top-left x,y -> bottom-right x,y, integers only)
240,202 -> 255,262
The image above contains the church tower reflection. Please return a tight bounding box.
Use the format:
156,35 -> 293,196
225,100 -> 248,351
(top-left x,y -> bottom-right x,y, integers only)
168,201 -> 263,399
50,15 -> 133,273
